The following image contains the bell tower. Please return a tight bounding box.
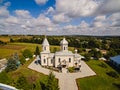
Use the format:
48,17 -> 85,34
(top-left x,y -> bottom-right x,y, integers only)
42,36 -> 50,53
60,38 -> 68,52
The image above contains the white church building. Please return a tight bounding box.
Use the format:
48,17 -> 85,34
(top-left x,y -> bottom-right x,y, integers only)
40,37 -> 83,68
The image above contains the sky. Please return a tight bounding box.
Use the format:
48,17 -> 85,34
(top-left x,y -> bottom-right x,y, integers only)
0,0 -> 120,36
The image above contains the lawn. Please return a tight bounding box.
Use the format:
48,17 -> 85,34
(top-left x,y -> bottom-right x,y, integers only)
0,42 -> 75,59
0,42 -> 59,89
77,60 -> 120,90
0,48 -> 18,59
8,59 -> 48,85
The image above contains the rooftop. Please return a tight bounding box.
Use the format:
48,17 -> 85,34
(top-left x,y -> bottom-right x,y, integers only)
42,37 -> 49,46
60,38 -> 68,45
110,55 -> 120,64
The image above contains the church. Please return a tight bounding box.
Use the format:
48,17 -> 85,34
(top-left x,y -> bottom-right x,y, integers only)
40,37 -> 83,68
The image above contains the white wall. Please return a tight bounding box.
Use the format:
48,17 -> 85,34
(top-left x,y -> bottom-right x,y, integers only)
55,55 -> 74,67
41,53 -> 49,66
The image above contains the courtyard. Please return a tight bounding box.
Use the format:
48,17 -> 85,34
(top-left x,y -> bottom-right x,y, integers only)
28,59 -> 96,90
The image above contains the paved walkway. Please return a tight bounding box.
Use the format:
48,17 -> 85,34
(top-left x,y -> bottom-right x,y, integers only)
28,60 -> 96,90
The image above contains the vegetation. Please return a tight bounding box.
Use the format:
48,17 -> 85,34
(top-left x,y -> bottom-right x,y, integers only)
106,71 -> 119,78
77,60 -> 120,90
40,71 -> 59,90
22,49 -> 32,58
0,35 -> 120,90
0,58 -> 58,90
34,46 -> 40,56
5,53 -> 20,72
68,67 -> 75,73
0,71 -> 12,84
16,75 -> 29,90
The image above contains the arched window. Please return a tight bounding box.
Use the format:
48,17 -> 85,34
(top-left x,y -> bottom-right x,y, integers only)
51,59 -> 53,64
44,59 -> 46,63
69,58 -> 71,63
58,58 -> 61,63
64,47 -> 65,50
44,47 -> 46,50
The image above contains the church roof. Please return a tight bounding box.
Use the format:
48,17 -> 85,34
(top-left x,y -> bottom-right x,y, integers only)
42,37 -> 49,46
55,51 -> 73,56
60,38 -> 68,45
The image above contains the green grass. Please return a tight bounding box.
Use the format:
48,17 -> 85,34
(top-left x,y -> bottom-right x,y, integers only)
9,59 -> 47,83
0,48 -> 18,59
77,60 -> 120,90
0,35 -> 32,42
0,42 -> 75,59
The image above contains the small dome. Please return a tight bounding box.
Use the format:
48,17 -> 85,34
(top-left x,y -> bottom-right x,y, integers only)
60,38 -> 68,45
75,49 -> 78,53
42,38 -> 49,46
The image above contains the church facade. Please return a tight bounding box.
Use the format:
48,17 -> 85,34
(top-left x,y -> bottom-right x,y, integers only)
40,37 -> 83,68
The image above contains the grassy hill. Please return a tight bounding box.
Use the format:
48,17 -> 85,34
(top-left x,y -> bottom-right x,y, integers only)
77,60 -> 120,90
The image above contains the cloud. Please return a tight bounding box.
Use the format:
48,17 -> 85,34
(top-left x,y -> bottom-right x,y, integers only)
108,12 -> 120,27
4,2 -> 11,7
0,6 -> 9,17
35,0 -> 48,5
55,0 -> 98,17
0,0 -> 120,36
53,13 -> 71,23
79,21 -> 89,28
94,0 -> 120,15
46,7 -> 55,14
15,10 -> 32,18
5,16 -> 19,24
92,15 -> 108,27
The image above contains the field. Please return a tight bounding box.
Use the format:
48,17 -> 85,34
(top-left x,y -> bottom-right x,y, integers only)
77,60 -> 120,90
0,42 -> 74,59
0,35 -> 32,42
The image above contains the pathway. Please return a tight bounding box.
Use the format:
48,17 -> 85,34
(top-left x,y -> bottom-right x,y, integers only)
28,60 -> 96,90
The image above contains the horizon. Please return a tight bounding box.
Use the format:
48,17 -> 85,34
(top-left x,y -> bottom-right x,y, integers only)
0,0 -> 120,36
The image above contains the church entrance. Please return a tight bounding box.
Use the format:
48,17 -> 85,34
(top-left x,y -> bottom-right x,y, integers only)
61,60 -> 67,68
62,65 -> 66,68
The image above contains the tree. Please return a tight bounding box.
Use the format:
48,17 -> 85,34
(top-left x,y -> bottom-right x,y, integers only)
20,56 -> 26,65
84,53 -> 91,61
13,52 -> 20,66
16,75 -> 29,90
46,71 -> 59,90
22,49 -> 32,58
10,38 -> 14,42
5,53 -> 20,72
94,51 -> 102,60
40,71 -> 59,90
5,57 -> 17,72
34,46 -> 40,56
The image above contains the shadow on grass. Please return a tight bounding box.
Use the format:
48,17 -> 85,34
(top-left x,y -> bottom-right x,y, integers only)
105,61 -> 120,73
113,83 -> 120,89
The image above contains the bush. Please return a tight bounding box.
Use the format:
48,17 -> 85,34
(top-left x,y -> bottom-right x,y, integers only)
40,71 -> 59,90
68,67 -> 74,73
106,71 -> 119,78
0,71 -> 12,84
20,56 -> 26,65
22,49 -> 32,58
16,75 -> 30,90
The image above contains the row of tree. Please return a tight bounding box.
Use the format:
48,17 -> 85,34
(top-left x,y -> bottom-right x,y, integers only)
10,35 -> 120,50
